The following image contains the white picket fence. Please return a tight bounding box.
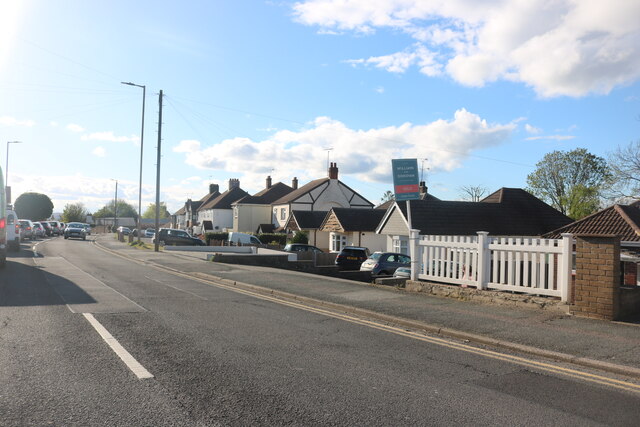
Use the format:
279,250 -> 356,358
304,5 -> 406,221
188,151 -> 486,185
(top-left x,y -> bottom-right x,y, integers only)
408,231 -> 573,302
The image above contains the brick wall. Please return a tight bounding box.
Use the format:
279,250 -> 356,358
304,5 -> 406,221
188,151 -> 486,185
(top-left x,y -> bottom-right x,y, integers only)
571,235 -> 620,320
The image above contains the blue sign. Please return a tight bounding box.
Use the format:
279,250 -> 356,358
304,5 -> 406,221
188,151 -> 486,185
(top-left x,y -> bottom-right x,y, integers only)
392,158 -> 419,201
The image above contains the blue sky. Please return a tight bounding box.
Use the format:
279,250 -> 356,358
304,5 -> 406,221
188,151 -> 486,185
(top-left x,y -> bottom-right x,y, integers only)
1,0 -> 639,214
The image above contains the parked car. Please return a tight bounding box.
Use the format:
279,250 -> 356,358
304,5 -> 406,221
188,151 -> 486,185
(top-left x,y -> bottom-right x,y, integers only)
18,219 -> 35,240
40,221 -> 53,236
116,226 -> 131,235
153,228 -> 205,246
283,243 -> 323,254
144,228 -> 155,238
48,220 -> 62,236
393,266 -> 411,278
82,223 -> 91,235
228,232 -> 262,246
360,252 -> 411,276
6,210 -> 21,251
32,222 -> 45,238
334,246 -> 370,270
64,222 -> 87,240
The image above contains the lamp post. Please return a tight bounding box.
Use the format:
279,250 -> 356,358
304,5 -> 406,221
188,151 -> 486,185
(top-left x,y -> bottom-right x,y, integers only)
6,141 -> 21,204
112,179 -> 118,231
121,81 -> 146,243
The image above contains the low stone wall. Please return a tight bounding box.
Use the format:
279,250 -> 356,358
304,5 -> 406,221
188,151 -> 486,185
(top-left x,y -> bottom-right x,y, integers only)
405,280 -> 569,313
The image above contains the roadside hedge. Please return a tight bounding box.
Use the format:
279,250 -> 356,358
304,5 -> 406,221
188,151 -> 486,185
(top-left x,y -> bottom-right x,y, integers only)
257,233 -> 287,245
204,232 -> 228,245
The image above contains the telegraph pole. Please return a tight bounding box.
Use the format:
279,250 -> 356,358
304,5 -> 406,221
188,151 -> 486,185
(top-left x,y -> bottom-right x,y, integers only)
154,90 -> 163,252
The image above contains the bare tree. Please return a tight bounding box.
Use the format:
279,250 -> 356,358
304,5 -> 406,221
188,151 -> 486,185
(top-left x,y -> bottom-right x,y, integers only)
606,140 -> 640,202
459,185 -> 488,202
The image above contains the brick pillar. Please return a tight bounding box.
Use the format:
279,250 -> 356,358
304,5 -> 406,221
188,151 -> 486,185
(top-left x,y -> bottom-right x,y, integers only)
571,235 -> 620,320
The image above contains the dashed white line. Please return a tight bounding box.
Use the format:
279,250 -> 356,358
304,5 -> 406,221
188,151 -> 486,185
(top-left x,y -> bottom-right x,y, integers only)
82,313 -> 154,380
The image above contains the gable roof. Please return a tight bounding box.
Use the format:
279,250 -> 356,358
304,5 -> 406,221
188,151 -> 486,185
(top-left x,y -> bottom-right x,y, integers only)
272,178 -> 329,205
375,191 -> 440,209
234,182 -> 294,206
199,186 -> 248,210
320,208 -> 387,232
286,210 -> 329,231
174,206 -> 186,215
543,203 -> 640,241
379,188 -> 572,236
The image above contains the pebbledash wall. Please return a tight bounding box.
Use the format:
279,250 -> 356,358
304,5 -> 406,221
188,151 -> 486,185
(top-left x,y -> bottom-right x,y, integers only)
572,235 -> 640,320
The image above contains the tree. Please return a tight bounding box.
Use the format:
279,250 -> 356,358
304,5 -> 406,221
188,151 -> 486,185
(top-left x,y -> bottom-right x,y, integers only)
291,231 -> 308,244
459,185 -> 488,202
142,202 -> 171,219
14,192 -> 54,220
381,190 -> 395,203
526,148 -> 610,219
606,140 -> 640,202
62,202 -> 89,222
93,199 -> 138,219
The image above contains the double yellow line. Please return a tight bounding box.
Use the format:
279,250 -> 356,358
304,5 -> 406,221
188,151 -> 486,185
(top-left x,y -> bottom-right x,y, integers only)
97,241 -> 640,394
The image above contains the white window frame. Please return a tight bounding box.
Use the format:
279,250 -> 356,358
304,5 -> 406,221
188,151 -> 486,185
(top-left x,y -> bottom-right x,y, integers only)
280,208 -> 286,221
392,236 -> 408,255
330,232 -> 347,252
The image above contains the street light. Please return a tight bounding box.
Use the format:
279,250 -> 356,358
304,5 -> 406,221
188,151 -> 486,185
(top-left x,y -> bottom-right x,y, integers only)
6,141 -> 21,204
112,179 -> 118,231
121,81 -> 146,243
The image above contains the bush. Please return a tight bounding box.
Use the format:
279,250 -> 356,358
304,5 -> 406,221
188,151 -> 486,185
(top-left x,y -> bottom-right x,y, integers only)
205,231 -> 228,245
291,231 -> 308,244
257,233 -> 287,245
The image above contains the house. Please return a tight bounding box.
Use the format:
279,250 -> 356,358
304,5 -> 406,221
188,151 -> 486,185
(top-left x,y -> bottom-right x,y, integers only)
271,163 -> 374,230
543,201 -> 640,286
377,187 -> 573,255
196,179 -> 248,232
174,183 -> 222,231
319,207 -> 387,253
172,206 -> 186,229
284,210 -> 329,250
231,176 -> 294,233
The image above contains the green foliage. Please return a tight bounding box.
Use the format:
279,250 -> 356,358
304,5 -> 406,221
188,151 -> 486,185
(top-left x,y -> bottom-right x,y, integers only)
14,192 -> 54,220
381,190 -> 395,202
93,199 -> 138,219
62,202 -> 89,222
142,202 -> 171,219
205,232 -> 229,245
526,148 -> 610,219
290,231 -> 308,244
258,233 -> 287,245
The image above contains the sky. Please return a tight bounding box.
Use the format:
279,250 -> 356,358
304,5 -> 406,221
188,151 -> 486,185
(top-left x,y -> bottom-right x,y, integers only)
1,0 -> 639,215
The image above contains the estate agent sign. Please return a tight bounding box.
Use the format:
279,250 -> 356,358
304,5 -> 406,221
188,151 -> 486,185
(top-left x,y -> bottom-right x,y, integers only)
391,158 -> 419,201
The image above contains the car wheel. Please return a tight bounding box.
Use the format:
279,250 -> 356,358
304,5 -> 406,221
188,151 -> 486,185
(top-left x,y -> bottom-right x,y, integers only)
83,236 -> 86,241
64,236 -> 68,239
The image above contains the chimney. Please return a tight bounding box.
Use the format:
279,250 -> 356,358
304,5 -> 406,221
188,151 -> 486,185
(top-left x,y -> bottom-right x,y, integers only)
328,162 -> 339,180
209,183 -> 219,194
228,178 -> 240,190
419,181 -> 427,196
292,177 -> 298,190
266,176 -> 272,189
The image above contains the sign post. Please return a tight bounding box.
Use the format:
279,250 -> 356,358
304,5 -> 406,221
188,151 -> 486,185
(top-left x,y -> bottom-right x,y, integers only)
392,158 -> 420,281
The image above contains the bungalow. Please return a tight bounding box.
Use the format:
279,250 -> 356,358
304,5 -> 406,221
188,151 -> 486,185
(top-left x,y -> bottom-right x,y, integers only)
319,207 -> 387,253
285,210 -> 329,250
271,163 -> 374,230
377,187 -> 573,255
196,179 -> 248,232
544,201 -> 640,286
232,176 -> 294,233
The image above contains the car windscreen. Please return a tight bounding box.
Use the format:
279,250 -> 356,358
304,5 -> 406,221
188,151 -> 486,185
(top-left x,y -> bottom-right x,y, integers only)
369,252 -> 382,261
342,249 -> 365,257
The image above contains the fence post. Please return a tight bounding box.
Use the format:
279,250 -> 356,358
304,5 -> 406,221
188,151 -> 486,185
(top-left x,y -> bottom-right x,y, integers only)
476,231 -> 489,289
409,229 -> 420,281
560,233 -> 573,302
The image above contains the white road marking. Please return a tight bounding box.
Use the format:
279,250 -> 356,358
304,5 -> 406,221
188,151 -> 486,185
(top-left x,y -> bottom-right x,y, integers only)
82,313 -> 154,380
144,275 -> 208,300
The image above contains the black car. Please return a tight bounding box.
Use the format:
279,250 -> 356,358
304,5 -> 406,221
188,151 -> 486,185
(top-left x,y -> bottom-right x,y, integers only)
283,243 -> 323,254
153,228 -> 205,246
334,246 -> 370,270
64,222 -> 87,240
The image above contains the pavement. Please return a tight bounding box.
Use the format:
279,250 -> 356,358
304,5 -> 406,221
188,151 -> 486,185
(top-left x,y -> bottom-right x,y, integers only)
95,234 -> 640,379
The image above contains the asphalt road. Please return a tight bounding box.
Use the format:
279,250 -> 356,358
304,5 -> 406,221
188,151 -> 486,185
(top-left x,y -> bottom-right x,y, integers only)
2,236 -> 640,426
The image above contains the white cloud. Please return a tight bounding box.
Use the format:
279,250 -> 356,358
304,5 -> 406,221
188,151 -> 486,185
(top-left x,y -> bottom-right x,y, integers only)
80,131 -> 138,143
50,121 -> 59,127
92,146 -> 106,157
67,123 -> 85,132
525,135 -> 575,141
374,86 -> 385,93
524,124 -> 542,134
173,109 -> 515,188
0,116 -> 35,127
293,0 -> 640,97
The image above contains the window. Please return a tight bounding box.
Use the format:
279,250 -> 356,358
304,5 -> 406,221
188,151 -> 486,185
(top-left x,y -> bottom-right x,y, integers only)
330,233 -> 346,252
234,206 -> 239,218
280,208 -> 286,221
392,237 -> 408,255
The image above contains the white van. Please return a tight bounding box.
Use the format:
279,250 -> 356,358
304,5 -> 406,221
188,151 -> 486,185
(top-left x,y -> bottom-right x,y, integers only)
228,232 -> 262,246
6,210 -> 21,252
